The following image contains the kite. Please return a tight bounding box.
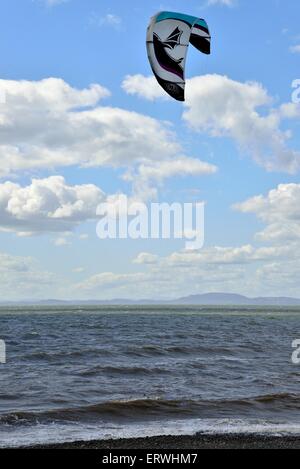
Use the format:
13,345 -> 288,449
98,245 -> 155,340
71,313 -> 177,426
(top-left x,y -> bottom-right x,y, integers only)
146,11 -> 211,101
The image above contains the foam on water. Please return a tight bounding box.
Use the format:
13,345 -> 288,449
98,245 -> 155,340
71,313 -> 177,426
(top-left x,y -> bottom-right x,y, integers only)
1,418 -> 300,448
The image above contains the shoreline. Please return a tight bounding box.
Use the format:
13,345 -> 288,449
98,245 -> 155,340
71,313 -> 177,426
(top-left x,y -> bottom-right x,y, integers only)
18,433 -> 300,450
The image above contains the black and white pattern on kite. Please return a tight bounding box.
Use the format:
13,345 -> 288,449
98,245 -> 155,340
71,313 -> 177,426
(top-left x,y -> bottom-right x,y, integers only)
153,32 -> 184,80
162,27 -> 183,49
190,24 -> 211,55
154,72 -> 185,102
190,34 -> 211,55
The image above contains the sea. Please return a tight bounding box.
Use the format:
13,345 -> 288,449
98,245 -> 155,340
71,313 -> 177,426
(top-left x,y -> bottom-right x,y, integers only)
0,305 -> 300,447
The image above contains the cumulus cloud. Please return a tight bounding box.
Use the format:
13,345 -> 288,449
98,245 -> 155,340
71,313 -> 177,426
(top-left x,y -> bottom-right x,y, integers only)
124,157 -> 217,201
183,75 -> 300,173
163,244 -> 291,266
123,74 -> 300,174
136,158 -> 217,181
0,176 -> 105,235
234,183 -> 300,243
235,183 -> 300,223
279,102 -> 300,119
0,77 -> 215,200
231,183 -> 300,292
122,75 -> 167,101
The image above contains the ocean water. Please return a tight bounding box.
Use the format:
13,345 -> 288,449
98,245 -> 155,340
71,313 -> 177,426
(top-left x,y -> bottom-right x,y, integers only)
0,306 -> 300,447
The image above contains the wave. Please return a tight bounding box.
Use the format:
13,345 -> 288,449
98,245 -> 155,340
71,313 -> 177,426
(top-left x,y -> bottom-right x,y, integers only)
22,348 -> 114,361
22,344 -> 217,361
1,393 -> 299,427
3,417 -> 300,449
123,344 -> 221,357
78,365 -> 169,377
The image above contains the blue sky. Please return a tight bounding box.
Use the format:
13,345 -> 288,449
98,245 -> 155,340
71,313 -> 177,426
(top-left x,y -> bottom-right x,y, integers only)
0,0 -> 299,300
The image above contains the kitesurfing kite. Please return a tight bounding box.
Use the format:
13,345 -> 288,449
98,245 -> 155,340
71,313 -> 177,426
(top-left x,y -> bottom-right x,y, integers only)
146,11 -> 211,101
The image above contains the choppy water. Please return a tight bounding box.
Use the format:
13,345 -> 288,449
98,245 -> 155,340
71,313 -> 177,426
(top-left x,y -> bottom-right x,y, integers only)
0,306 -> 300,447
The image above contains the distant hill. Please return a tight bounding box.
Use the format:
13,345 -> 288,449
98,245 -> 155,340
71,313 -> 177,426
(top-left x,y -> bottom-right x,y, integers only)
171,293 -> 300,306
1,293 -> 300,307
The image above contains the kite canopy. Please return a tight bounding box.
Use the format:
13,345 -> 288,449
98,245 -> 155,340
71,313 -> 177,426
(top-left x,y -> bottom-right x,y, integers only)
146,11 -> 211,101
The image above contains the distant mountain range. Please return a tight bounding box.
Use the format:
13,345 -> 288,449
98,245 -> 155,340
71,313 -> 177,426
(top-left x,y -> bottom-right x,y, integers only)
1,293 -> 300,307
170,293 -> 300,306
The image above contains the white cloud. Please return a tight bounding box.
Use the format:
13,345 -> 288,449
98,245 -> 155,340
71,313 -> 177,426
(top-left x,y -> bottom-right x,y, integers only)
256,260 -> 300,291
77,272 -> 147,292
0,251 -> 56,299
0,76 -> 110,110
235,183 -> 300,224
123,74 -> 300,174
73,235 -> 300,298
231,183 -> 300,293
124,157 -> 217,201
122,75 -> 167,101
164,245 -> 290,266
53,236 -> 71,247
255,223 -> 300,243
74,257 -> 246,299
0,176 -> 105,235
0,252 -> 33,273
290,45 -> 300,54
234,183 -> 300,243
0,77 -> 215,199
133,252 -> 159,265
75,240 -> 292,299
76,182 -> 300,299
279,102 -> 300,119
183,75 -> 300,173
137,158 -> 217,181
